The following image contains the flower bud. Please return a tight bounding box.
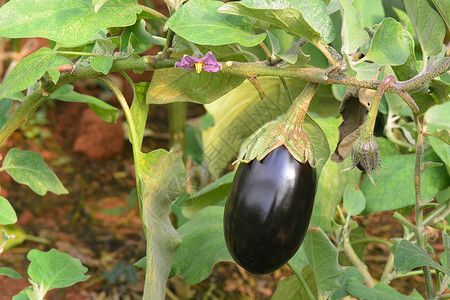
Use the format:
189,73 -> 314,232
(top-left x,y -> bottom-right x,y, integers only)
351,136 -> 381,184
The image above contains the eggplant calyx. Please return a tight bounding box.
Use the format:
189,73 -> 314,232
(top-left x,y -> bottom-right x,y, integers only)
237,119 -> 315,167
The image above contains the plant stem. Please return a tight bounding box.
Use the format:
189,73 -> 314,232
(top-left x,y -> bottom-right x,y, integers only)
169,102 -> 187,158
279,77 -> 293,104
0,54 -> 448,148
97,76 -> 142,201
259,42 -> 272,62
161,29 -> 174,58
343,230 -> 376,288
351,238 -> 391,248
413,116 -> 436,299
247,76 -> 265,100
287,262 -> 316,300
284,82 -> 319,128
314,42 -> 336,66
393,212 -> 416,233
133,4 -> 168,23
393,269 -> 437,279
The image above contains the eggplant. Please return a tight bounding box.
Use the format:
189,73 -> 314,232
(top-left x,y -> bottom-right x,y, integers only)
224,145 -> 316,274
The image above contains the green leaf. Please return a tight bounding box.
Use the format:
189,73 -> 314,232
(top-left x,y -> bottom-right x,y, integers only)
50,85 -> 119,123
0,196 -> 17,225
364,18 -> 411,66
0,0 -> 141,45
352,0 -> 385,28
271,271 -> 318,300
147,68 -> 244,105
170,206 -> 232,285
90,56 -> 113,74
165,0 -> 265,47
0,98 -> 12,130
361,150 -> 449,213
425,102 -> 450,128
394,240 -> 448,274
181,172 -> 234,218
93,0 -> 111,13
120,20 -> 158,54
310,118 -> 361,232
339,0 -> 369,54
443,233 -> 450,271
346,277 -> 419,299
330,267 -> 364,300
288,247 -> 308,276
430,79 -> 450,103
139,148 -> 186,298
218,0 -> 334,44
0,48 -> 55,99
2,149 -> 68,196
130,82 -> 150,147
431,0 -> 450,29
343,184 -> 366,216
404,0 -> 446,57
27,249 -> 89,291
303,229 -> 344,297
0,267 -> 21,279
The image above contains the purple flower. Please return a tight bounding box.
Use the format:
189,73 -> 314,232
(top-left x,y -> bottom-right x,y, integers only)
175,51 -> 222,73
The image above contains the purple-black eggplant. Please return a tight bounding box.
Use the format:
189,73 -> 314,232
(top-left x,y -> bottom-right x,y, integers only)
224,145 -> 316,274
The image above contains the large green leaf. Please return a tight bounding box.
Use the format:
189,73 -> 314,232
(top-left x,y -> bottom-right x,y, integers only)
27,249 -> 89,291
310,118 -> 361,232
271,270 -> 318,300
165,0 -> 265,47
0,0 -> 141,45
147,68 -> 244,105
343,184 -> 366,216
0,197 -> 17,225
303,229 -> 344,297
0,48 -> 55,100
50,85 -> 119,123
364,18 -> 410,66
139,148 -> 186,299
404,0 -> 446,57
361,150 -> 449,213
345,277 -> 422,299
2,149 -> 68,196
218,0 -> 334,44
431,0 -> 450,29
181,171 -> 234,218
339,0 -> 369,54
352,0 -> 384,28
170,206 -> 232,285
394,240 -> 448,274
330,267 -> 365,300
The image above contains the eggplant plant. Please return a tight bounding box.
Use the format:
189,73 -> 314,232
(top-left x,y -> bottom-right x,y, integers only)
0,0 -> 448,299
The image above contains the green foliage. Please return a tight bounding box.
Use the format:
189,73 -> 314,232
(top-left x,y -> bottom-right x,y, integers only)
50,85 -> 119,123
0,48 -> 56,99
303,229 -> 344,297
343,184 -> 366,216
0,267 -> 22,279
166,0 -> 266,47
0,197 -> 17,225
27,249 -> 89,291
404,0 -> 446,57
219,0 -> 335,44
181,171 -> 234,218
345,277 -> 423,299
170,206 -> 232,284
394,240 -> 449,275
2,149 -> 68,196
338,0 -> 369,54
364,18 -> 411,66
0,0 -> 141,45
361,150 -> 449,213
